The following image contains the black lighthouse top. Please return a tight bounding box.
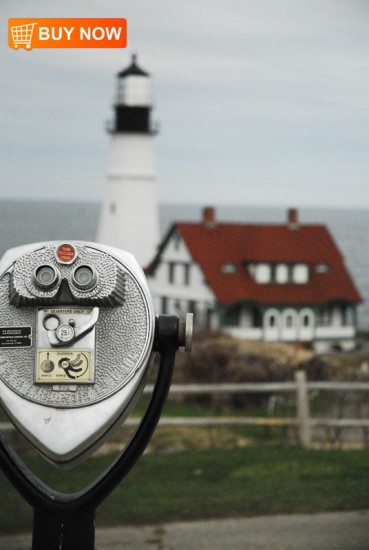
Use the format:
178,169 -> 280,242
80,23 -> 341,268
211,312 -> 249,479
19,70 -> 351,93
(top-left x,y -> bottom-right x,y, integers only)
118,54 -> 149,78
112,54 -> 153,134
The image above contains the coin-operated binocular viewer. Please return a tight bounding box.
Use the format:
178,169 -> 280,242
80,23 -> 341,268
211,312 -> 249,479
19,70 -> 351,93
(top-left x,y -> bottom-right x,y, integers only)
0,241 -> 192,549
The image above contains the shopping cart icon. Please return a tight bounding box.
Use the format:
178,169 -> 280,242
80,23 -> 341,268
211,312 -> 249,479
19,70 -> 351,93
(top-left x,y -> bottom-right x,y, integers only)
10,22 -> 38,50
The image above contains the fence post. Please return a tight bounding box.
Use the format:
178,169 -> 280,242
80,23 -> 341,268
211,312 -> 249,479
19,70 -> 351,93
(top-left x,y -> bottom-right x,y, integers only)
295,370 -> 311,449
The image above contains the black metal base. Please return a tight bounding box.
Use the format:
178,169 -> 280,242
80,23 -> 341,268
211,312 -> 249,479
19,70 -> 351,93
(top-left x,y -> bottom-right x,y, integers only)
32,507 -> 96,550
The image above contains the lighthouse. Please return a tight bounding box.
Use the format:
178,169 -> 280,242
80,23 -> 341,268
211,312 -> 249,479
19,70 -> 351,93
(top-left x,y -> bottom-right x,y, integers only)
97,55 -> 160,268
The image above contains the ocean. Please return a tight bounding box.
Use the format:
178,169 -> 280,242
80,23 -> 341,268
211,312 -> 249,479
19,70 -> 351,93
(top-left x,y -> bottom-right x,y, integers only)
1,200 -> 369,329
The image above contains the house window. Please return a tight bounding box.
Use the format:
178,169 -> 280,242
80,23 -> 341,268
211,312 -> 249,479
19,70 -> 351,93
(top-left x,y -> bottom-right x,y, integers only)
344,306 -> 354,326
206,308 -> 213,329
168,262 -> 175,284
222,262 -> 237,274
269,314 -> 276,328
285,315 -> 293,328
248,262 -> 309,285
293,264 -> 309,284
303,314 -> 310,327
223,307 -> 240,327
316,262 -> 329,274
252,307 -> 262,328
184,264 -> 191,285
276,264 -> 288,284
255,263 -> 271,283
317,307 -> 330,326
187,300 -> 196,313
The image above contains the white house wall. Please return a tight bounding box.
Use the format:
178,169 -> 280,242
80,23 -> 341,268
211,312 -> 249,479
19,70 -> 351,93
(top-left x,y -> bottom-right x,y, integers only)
225,304 -> 355,346
148,231 -> 216,323
224,327 -> 263,339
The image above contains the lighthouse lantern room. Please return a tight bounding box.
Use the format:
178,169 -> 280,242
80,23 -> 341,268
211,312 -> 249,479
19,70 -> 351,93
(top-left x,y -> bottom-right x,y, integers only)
97,55 -> 160,268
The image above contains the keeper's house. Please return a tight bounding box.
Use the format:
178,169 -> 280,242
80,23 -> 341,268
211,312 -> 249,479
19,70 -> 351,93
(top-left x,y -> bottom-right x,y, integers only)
147,207 -> 362,352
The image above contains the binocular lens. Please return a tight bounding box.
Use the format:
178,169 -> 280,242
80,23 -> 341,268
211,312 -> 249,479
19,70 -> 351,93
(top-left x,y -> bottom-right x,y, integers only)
34,265 -> 60,290
72,265 -> 97,290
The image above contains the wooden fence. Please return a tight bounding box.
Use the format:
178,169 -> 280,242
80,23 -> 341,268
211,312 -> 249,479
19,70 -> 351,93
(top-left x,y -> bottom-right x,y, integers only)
2,371 -> 369,449
139,371 -> 369,449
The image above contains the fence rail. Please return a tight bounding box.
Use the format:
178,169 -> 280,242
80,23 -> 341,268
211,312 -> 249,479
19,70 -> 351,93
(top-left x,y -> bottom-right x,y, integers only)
143,380 -> 369,394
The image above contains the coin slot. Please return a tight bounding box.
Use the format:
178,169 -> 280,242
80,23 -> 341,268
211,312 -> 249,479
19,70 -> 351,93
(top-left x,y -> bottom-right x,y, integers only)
43,314 -> 60,331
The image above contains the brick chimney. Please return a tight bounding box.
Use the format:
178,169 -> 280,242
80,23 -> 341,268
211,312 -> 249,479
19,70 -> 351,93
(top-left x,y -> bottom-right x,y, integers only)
287,208 -> 299,230
203,206 -> 216,228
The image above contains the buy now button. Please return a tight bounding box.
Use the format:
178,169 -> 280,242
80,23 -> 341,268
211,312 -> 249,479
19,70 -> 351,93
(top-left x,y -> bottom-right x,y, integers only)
8,18 -> 127,50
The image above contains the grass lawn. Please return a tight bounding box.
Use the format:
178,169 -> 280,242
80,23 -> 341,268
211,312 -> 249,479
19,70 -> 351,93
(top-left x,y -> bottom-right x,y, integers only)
1,445 -> 369,534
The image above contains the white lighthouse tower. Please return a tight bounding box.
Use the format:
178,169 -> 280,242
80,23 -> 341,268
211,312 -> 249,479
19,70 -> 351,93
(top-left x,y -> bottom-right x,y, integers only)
97,55 -> 160,268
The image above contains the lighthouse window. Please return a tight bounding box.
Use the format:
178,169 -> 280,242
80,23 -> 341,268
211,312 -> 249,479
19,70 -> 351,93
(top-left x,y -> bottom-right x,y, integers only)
110,203 -> 116,214
117,81 -> 125,103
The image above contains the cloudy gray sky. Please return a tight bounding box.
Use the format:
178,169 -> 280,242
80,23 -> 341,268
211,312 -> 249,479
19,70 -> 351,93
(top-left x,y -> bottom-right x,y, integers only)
1,0 -> 368,208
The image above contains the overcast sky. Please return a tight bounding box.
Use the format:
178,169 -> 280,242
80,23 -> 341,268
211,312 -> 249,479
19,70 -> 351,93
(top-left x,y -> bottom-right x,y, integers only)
1,0 -> 368,209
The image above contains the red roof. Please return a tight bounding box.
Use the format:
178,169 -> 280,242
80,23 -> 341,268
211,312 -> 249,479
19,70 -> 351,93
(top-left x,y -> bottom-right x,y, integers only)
172,221 -> 362,306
